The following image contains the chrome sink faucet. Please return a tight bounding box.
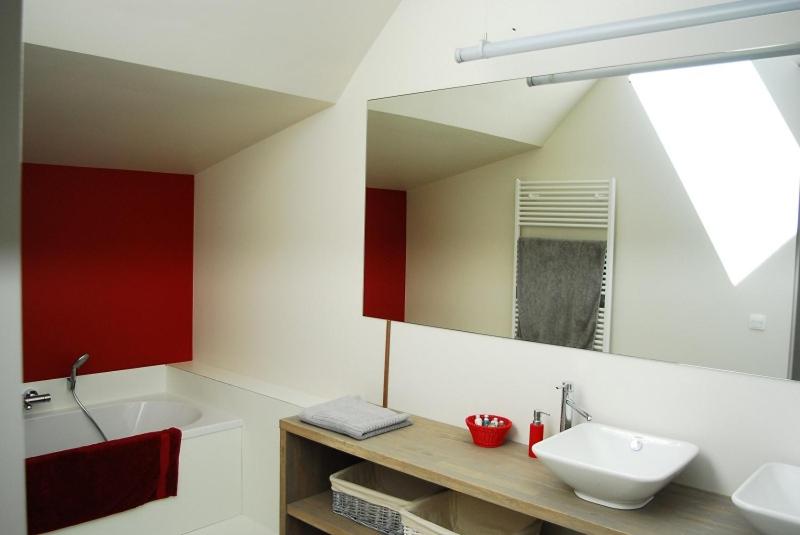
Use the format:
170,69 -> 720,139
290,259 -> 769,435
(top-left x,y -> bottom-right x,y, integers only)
557,381 -> 592,432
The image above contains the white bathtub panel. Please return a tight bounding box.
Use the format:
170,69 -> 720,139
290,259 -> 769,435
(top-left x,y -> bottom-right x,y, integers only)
50,428 -> 242,535
166,365 -> 305,534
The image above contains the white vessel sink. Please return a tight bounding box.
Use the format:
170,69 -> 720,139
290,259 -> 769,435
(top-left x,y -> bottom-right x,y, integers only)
732,463 -> 800,535
532,422 -> 699,509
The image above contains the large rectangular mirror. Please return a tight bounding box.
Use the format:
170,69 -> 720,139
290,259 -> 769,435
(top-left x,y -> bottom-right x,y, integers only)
363,47 -> 800,381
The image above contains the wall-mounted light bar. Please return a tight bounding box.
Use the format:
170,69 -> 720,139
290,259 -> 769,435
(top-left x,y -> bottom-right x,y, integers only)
526,42 -> 800,86
454,0 -> 800,63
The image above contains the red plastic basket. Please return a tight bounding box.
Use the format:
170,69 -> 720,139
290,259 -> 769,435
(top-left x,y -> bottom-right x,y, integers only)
465,414 -> 512,448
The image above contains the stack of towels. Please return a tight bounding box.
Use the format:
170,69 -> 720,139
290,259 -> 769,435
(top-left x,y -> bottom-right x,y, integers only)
300,396 -> 411,440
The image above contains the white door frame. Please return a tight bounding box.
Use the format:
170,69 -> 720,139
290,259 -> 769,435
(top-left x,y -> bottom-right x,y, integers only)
0,1 -> 28,532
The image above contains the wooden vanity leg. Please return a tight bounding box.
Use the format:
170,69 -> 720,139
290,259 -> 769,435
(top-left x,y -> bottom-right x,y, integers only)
280,429 -> 359,535
280,429 -> 288,535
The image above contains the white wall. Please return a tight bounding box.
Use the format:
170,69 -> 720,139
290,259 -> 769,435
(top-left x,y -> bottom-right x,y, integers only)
389,321 -> 800,496
193,0 -> 800,497
167,364 -> 313,535
193,102 -> 386,404
405,75 -> 795,378
404,153 -> 517,338
0,0 -> 26,532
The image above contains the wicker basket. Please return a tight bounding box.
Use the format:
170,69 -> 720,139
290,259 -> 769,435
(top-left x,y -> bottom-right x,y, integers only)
330,462 -> 443,535
400,491 -> 543,535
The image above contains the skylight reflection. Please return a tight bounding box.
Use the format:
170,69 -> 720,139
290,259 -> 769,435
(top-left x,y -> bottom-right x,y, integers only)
630,61 -> 800,286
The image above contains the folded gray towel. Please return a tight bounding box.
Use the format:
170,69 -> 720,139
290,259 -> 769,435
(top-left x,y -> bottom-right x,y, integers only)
300,396 -> 411,440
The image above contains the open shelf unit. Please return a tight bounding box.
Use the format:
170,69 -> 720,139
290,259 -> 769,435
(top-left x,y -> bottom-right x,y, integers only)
286,490 -> 376,535
279,414 -> 755,535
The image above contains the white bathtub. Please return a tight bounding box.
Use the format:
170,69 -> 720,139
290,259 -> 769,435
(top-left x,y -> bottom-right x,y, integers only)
23,393 -> 244,534
24,393 -> 241,458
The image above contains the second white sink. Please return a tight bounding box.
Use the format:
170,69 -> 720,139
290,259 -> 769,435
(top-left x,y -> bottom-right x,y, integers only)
532,422 -> 699,509
732,462 -> 800,535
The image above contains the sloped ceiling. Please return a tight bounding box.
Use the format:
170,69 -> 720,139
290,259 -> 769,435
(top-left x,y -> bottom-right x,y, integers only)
23,45 -> 331,174
370,78 -> 594,146
367,111 -> 537,191
367,78 -> 595,190
22,0 -> 401,102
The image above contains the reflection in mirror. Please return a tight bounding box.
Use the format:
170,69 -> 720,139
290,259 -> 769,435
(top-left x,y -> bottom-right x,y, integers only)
363,50 -> 800,380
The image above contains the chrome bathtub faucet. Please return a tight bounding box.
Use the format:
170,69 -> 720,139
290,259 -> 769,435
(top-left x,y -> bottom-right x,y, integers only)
23,389 -> 51,410
557,381 -> 592,432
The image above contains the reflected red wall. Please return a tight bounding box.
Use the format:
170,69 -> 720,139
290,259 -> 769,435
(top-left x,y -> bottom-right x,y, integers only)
22,164 -> 194,381
363,188 -> 406,322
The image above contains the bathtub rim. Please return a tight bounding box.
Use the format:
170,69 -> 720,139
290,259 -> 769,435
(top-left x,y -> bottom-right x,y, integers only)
23,392 -> 243,457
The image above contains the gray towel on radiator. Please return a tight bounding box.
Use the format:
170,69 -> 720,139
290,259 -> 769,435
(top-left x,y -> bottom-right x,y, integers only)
516,237 -> 606,350
300,396 -> 411,440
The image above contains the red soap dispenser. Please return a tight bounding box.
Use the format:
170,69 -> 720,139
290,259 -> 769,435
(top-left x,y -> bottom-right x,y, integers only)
529,410 -> 549,458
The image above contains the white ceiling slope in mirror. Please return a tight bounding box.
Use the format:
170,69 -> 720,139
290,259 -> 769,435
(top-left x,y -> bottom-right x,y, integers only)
23,44 -> 331,174
370,78 -> 594,146
367,111 -> 536,190
367,78 -> 594,190
22,0 -> 400,102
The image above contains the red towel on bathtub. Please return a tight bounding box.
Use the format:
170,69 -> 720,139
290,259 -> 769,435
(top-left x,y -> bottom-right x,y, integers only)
25,427 -> 181,534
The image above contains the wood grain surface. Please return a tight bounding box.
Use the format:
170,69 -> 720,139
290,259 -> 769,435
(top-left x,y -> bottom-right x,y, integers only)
280,415 -> 754,535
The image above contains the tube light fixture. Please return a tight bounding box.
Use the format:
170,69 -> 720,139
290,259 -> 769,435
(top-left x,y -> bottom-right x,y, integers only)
454,0 -> 800,63
526,42 -> 800,86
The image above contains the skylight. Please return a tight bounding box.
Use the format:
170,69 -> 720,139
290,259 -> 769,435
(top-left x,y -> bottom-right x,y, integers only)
630,60 -> 800,286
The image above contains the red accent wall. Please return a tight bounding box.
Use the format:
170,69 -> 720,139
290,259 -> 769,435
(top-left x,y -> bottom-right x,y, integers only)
22,164 -> 194,382
363,188 -> 406,322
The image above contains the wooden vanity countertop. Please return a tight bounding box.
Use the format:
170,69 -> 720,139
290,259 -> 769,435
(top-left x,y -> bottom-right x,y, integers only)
280,415 -> 755,535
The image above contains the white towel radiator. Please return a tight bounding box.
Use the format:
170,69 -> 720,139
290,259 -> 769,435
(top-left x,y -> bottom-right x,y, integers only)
512,179 -> 616,352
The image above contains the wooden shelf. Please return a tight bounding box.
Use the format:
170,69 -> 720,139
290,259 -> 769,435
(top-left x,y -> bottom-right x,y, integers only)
280,415 -> 755,535
287,491 -> 377,535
